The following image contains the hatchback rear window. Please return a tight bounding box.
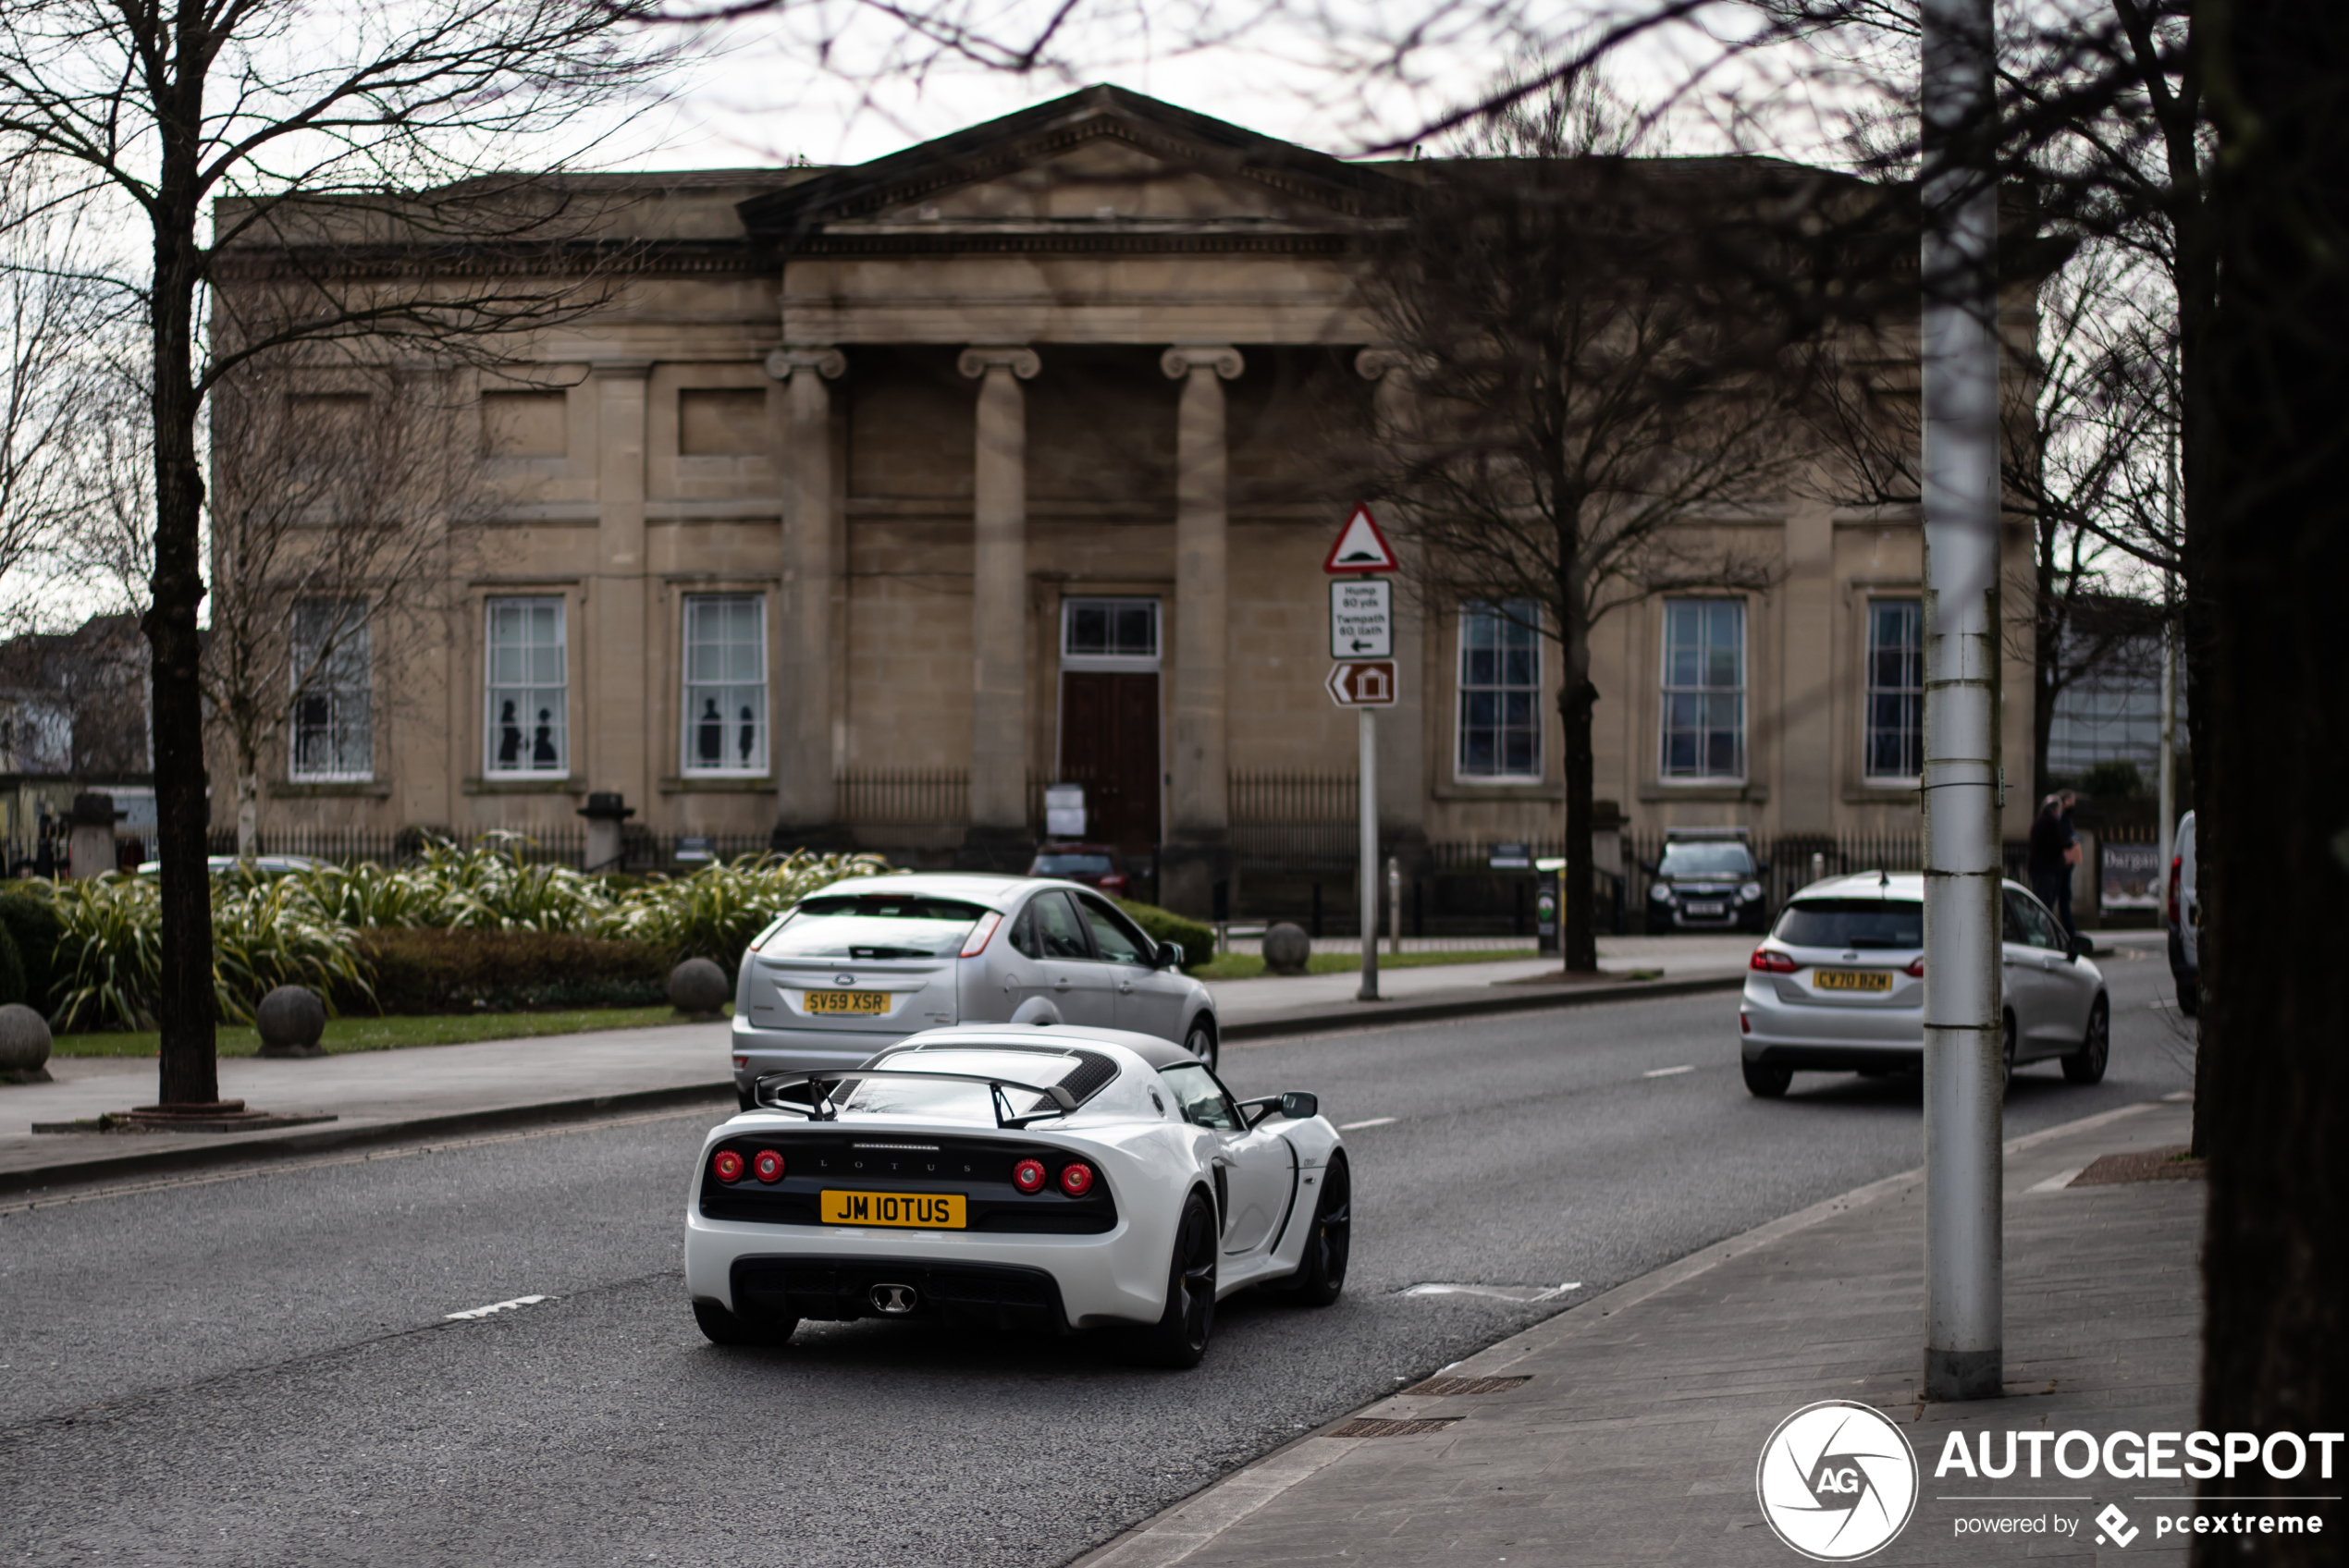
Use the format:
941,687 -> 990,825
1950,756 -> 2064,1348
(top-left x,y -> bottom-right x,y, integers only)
760,895 -> 990,960
1773,899 -> 1924,949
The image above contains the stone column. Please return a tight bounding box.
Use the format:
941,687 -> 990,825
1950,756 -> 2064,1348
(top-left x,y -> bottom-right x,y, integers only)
1159,345 -> 1244,918
1356,349 -> 1432,888
591,360 -> 651,805
764,346 -> 849,850
957,346 -> 1040,870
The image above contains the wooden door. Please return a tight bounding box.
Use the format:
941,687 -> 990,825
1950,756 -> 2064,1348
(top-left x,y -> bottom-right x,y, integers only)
1058,671 -> 1162,850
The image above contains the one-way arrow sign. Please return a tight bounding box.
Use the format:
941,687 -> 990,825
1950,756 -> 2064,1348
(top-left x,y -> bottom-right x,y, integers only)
1322,504 -> 1399,573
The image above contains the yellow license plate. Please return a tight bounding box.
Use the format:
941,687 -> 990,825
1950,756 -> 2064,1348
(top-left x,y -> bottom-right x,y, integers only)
805,990 -> 891,1015
1815,969 -> 1894,992
820,1190 -> 966,1229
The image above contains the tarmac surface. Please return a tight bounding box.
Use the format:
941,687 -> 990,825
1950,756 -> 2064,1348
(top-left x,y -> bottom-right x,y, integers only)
0,936 -> 2190,1568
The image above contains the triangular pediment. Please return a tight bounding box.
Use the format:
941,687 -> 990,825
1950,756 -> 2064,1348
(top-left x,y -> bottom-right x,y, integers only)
738,85 -> 1403,239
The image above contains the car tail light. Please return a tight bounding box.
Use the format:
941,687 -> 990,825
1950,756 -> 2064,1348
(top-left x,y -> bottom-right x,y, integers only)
1013,1158 -> 1047,1194
1059,1161 -> 1095,1197
1904,957 -> 1925,978
1101,875 -> 1126,895
1750,947 -> 1798,974
1739,1012 -> 1752,1035
752,1149 -> 784,1183
712,1149 -> 744,1183
961,911 -> 1003,957
2167,857 -> 2182,927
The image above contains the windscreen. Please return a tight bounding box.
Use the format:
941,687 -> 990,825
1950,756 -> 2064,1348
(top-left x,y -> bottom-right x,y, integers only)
759,894 -> 990,960
839,1048 -> 1093,1123
1033,853 -> 1114,876
1658,842 -> 1755,877
1774,899 -> 1925,950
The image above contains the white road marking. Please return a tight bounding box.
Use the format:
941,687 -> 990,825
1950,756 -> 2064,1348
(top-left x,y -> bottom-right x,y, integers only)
1337,1117 -> 1396,1131
1400,1281 -> 1581,1303
446,1294 -> 549,1321
2026,1167 -> 2085,1194
1643,1064 -> 1696,1078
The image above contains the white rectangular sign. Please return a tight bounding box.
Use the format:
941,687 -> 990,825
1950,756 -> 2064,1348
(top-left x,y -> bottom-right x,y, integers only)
1330,579 -> 1394,659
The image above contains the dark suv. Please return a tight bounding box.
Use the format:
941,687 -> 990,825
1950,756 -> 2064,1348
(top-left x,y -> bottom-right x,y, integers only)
1646,834 -> 1768,933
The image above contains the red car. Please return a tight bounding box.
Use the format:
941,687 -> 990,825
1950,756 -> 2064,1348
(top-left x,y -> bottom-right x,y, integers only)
1026,845 -> 1132,898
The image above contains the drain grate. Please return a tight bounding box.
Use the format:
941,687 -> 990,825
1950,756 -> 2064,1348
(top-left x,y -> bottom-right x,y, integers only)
1405,1375 -> 1531,1396
1326,1417 -> 1463,1439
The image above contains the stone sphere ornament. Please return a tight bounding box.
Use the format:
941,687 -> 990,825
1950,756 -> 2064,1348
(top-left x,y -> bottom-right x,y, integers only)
1261,922 -> 1313,975
255,985 -> 327,1058
0,1002 -> 53,1083
668,957 -> 731,1017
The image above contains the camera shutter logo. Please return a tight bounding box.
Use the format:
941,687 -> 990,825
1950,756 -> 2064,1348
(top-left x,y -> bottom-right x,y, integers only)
1755,1401 -> 1919,1561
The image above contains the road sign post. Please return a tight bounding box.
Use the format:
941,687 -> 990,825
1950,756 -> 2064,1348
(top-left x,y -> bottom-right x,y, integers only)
1323,505 -> 1400,1001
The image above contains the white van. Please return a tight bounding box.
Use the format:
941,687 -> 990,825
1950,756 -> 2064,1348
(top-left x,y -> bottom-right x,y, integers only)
2167,811 -> 2199,1015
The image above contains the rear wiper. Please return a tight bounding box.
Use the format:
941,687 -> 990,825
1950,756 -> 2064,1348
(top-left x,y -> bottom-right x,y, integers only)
849,946 -> 933,959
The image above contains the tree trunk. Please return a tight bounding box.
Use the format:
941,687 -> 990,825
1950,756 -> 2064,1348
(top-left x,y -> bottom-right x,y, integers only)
2188,5 -> 2349,1559
144,197 -> 218,1108
235,766 -> 259,859
1557,598 -> 1599,974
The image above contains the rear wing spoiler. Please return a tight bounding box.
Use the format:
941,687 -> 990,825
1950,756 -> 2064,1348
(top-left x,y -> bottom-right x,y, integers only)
751,1069 -> 1080,1129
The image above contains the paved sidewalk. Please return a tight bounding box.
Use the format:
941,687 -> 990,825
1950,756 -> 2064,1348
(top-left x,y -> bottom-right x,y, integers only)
1079,1097 -> 2208,1568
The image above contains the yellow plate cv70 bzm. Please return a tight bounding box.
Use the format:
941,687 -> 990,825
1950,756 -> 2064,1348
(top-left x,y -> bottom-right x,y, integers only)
820,1191 -> 967,1229
1814,969 -> 1895,993
804,990 -> 891,1015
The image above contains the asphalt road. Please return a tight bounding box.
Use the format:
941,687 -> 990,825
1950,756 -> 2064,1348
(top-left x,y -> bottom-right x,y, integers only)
0,943 -> 2191,1568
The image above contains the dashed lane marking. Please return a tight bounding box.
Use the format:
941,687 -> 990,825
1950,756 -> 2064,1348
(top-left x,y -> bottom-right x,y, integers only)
1337,1117 -> 1397,1131
1643,1064 -> 1696,1078
446,1294 -> 550,1321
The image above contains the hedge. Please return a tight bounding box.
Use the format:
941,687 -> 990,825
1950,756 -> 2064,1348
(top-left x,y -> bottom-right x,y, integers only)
0,892 -> 59,1014
0,919 -> 23,1010
1114,899 -> 1216,972
351,928 -> 670,1014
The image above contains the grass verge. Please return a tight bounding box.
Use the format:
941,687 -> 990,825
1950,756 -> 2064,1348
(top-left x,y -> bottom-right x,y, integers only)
50,1004 -> 703,1059
1187,948 -> 1537,981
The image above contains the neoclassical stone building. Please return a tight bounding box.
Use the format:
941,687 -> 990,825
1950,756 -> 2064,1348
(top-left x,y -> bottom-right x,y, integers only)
217,85 -> 2037,916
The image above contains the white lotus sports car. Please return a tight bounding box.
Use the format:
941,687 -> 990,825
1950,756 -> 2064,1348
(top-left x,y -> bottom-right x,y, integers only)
683,1023 -> 1351,1366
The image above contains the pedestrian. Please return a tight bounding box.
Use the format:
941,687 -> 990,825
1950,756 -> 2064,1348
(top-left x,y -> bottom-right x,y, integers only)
2054,789 -> 2082,942
2027,795 -> 2070,929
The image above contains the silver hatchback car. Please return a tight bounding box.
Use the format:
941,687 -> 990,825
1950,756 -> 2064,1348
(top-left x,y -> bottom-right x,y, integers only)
1738,872 -> 2109,1097
728,872 -> 1218,1109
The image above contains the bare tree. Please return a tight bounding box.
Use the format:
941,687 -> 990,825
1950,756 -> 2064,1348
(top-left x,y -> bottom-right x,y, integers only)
0,0 -> 676,1107
1364,73 -> 1842,974
201,361 -> 482,857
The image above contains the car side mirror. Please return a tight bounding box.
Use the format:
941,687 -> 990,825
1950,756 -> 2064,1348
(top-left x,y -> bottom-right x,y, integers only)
1279,1091 -> 1319,1121
1152,939 -> 1182,970
2066,932 -> 2087,962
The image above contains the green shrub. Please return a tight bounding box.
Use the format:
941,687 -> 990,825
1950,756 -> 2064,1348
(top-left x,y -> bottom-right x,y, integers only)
0,892 -> 60,1012
352,928 -> 668,1014
599,851 -> 890,976
1115,899 -> 1216,971
0,918 -> 23,1008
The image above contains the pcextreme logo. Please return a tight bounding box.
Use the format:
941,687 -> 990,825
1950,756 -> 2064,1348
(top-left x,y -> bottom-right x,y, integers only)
1757,1401 -> 1921,1562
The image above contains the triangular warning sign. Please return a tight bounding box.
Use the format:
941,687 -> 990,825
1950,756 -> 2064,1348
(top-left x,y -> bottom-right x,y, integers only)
1322,504 -> 1399,574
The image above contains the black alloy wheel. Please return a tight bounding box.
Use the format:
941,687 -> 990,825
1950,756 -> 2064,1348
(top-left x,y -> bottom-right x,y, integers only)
1280,1156 -> 1350,1306
693,1299 -> 798,1348
1185,1018 -> 1219,1073
2177,978 -> 2199,1017
1741,1060 -> 1792,1098
2062,996 -> 2111,1084
1131,1191 -> 1218,1368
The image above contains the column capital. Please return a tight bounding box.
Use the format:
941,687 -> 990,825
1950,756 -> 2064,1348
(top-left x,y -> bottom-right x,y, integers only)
1161,345 -> 1244,381
958,345 -> 1040,380
1354,347 -> 1423,382
764,346 -> 846,382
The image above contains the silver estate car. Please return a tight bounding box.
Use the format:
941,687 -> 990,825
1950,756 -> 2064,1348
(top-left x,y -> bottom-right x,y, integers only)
728,872 -> 1218,1109
1738,871 -> 2109,1098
